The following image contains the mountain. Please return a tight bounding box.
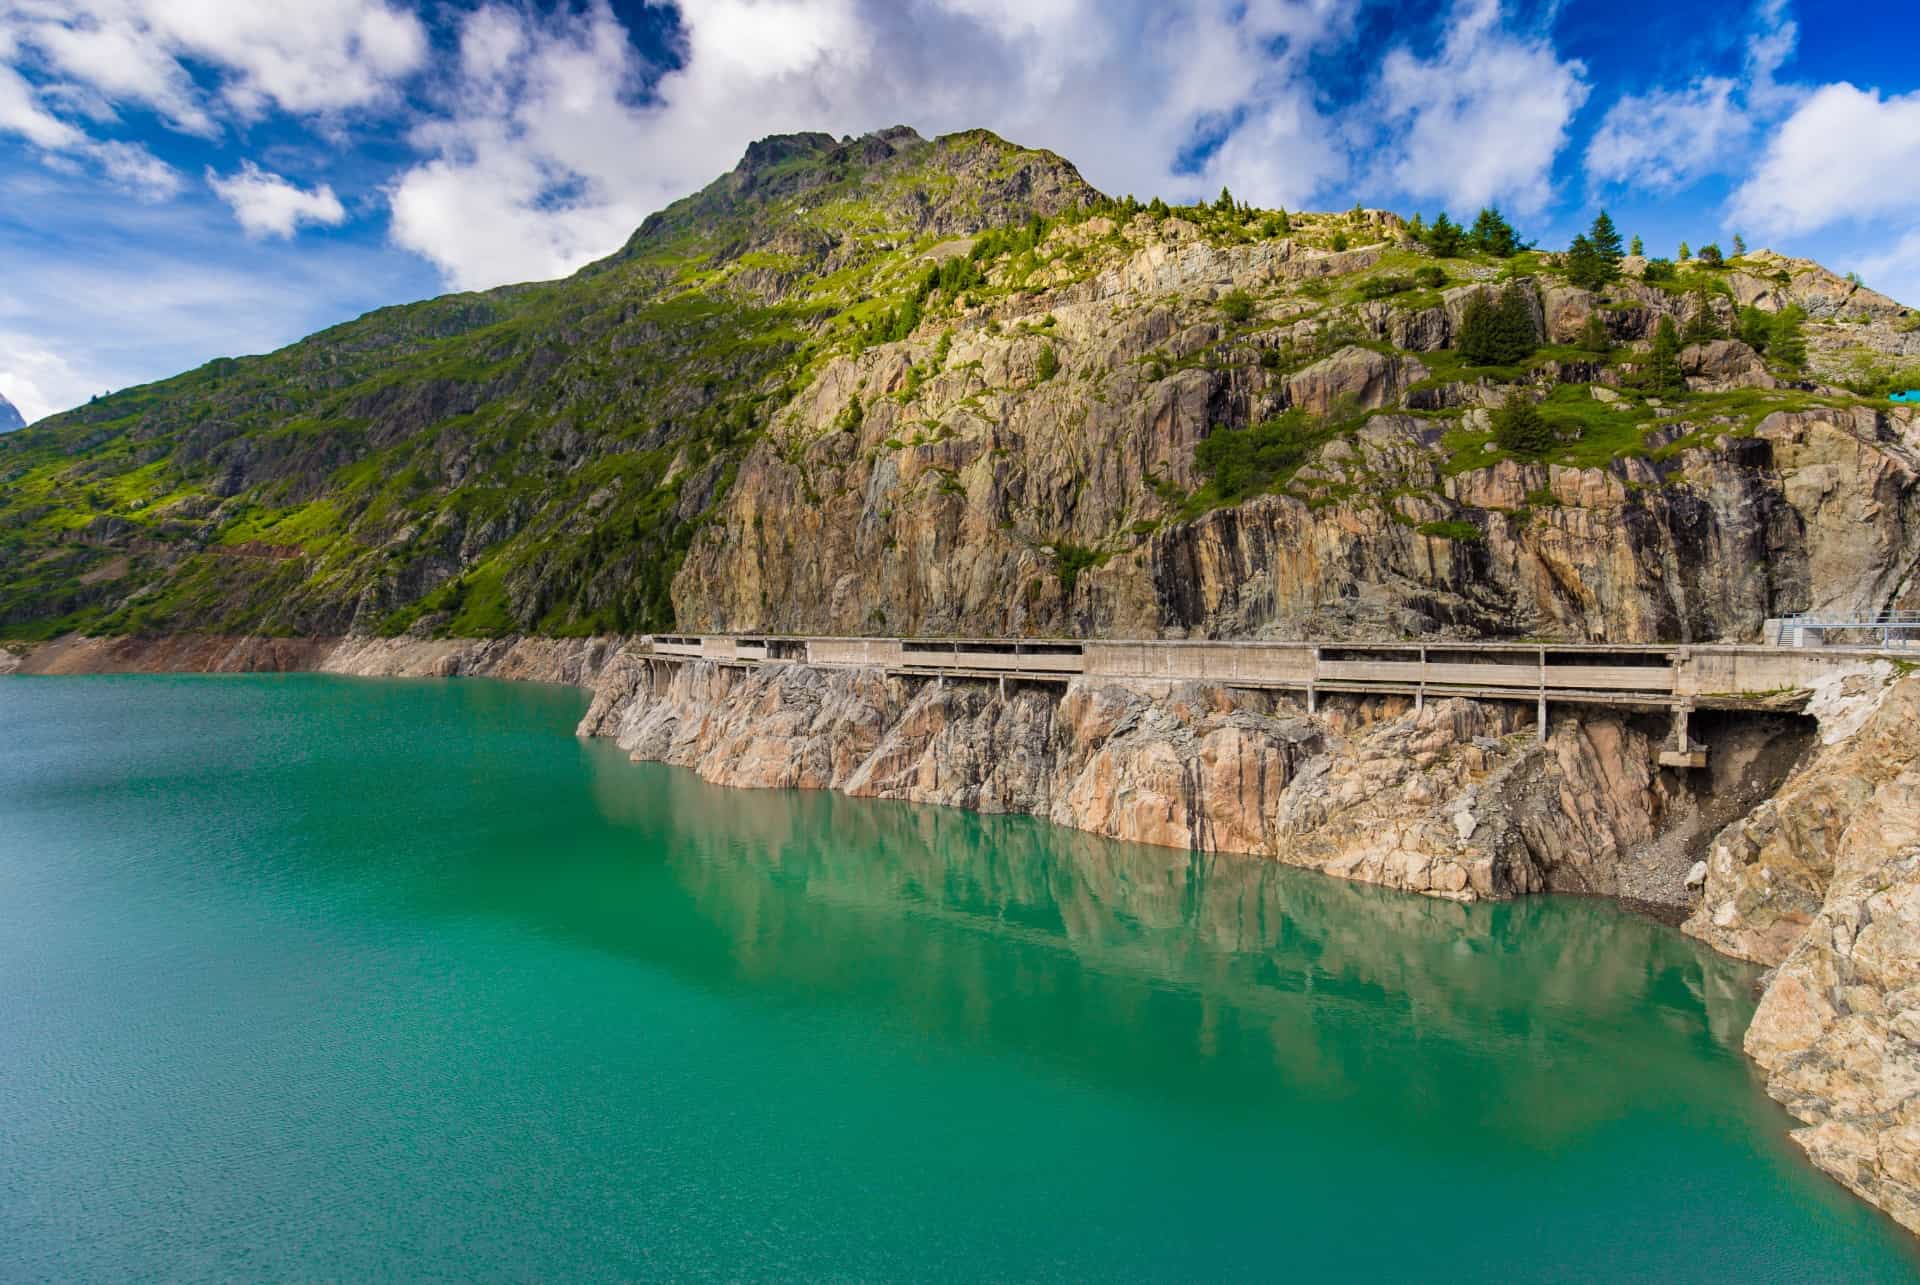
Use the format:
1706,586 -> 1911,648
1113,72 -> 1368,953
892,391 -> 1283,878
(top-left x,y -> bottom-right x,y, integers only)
0,394 -> 22,433
2,125 -> 1917,643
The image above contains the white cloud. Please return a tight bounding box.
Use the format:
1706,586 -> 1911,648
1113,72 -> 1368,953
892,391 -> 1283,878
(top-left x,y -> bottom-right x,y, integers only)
1856,230 -> 1920,312
1585,78 -> 1745,193
1371,0 -> 1589,215
87,138 -> 182,199
0,331 -> 100,424
1583,0 -> 1797,196
208,161 -> 347,238
2,1 -> 429,127
1729,83 -> 1920,235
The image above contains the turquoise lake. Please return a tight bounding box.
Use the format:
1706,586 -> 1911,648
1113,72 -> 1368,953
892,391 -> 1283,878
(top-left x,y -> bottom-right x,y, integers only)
2,674 -> 1915,1280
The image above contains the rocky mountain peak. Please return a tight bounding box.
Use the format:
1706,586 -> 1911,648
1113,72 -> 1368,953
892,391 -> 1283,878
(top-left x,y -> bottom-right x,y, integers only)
0,392 -> 23,433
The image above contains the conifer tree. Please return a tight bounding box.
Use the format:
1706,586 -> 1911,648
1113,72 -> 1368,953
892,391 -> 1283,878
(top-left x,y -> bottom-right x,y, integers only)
1564,233 -> 1617,291
1732,233 -> 1747,256
1678,241 -> 1691,261
1697,242 -> 1725,268
1643,316 -> 1686,396
1682,290 -> 1723,343
1738,306 -> 1773,354
1589,210 -> 1624,260
1578,313 -> 1613,353
1492,390 -> 1555,456
1630,234 -> 1644,256
1495,284 -> 1539,359
1426,212 -> 1464,257
1457,286 -> 1538,365
1469,206 -> 1521,257
1770,306 -> 1808,373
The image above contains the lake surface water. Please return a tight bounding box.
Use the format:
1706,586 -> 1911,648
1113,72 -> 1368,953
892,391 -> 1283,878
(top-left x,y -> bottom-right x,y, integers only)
2,674 -> 1914,1280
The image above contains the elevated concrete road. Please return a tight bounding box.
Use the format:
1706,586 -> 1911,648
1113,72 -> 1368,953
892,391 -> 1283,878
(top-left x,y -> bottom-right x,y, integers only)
643,634 -> 1901,769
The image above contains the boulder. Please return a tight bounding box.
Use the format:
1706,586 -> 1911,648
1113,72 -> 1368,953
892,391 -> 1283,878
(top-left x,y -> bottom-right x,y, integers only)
1285,346 -> 1428,417
1681,339 -> 1776,391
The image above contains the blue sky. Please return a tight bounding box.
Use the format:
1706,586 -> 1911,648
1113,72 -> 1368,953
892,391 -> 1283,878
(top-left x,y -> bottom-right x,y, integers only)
2,0 -> 1917,423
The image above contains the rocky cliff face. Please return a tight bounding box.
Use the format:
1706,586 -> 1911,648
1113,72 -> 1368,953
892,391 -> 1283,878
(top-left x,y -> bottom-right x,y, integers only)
674,216 -> 1920,642
1682,673 -> 1920,1233
577,656 -> 1806,911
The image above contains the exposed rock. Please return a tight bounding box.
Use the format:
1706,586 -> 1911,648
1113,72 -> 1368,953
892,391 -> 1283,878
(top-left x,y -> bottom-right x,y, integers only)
1681,339 -> 1776,391
1705,676 -> 1920,1234
1286,346 -> 1429,416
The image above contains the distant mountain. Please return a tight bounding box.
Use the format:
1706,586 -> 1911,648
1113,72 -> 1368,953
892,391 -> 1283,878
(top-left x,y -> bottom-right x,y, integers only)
0,394 -> 22,433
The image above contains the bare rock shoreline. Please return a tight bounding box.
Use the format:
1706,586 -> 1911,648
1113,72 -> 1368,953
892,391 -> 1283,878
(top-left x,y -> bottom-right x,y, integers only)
7,631 -> 1919,1235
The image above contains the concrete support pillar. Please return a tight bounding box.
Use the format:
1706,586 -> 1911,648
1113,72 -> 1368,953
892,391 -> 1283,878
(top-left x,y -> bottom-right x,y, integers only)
1537,646 -> 1549,742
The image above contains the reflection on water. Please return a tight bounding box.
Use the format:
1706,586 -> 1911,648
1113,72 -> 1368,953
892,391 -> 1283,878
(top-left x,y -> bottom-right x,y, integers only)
568,749 -> 1762,1144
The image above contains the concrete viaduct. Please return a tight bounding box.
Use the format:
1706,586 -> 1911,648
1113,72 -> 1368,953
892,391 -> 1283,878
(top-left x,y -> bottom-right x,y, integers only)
642,631 -> 1905,769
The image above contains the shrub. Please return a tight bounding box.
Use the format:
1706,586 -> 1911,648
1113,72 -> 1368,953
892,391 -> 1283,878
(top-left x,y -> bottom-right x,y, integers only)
1738,307 -> 1773,354
1052,542 -> 1104,595
1492,391 -> 1555,456
1359,274 -> 1415,301
1413,265 -> 1447,289
835,397 -> 865,434
1330,232 -> 1350,252
1642,257 -> 1676,284
1193,409 -> 1329,501
1417,519 -> 1484,542
1035,343 -> 1059,381
1696,243 -> 1725,268
1217,290 -> 1256,324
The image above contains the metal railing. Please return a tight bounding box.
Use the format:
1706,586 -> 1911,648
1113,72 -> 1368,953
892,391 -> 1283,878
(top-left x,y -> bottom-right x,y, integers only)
1775,611 -> 1920,647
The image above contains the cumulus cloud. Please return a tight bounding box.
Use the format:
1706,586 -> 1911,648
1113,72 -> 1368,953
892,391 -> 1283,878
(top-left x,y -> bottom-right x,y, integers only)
1370,0 -> 1589,215
208,161 -> 347,238
1729,83 -> 1920,236
3,0 -> 428,126
1585,78 -> 1745,193
1583,0 -> 1797,195
0,0 -> 426,193
0,332 -> 95,424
